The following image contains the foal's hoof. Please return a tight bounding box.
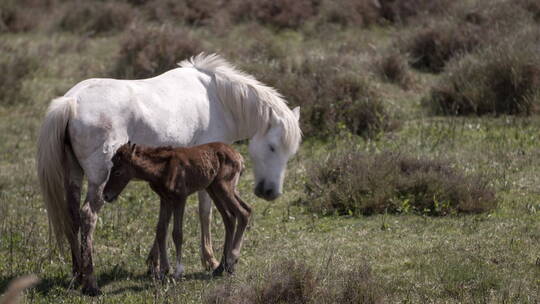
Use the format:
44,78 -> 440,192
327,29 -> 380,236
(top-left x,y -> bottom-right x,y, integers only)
212,264 -> 225,277
82,285 -> 102,297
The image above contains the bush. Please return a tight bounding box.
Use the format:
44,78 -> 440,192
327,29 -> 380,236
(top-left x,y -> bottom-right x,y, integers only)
112,26 -> 204,79
303,150 -> 497,216
244,56 -> 398,138
373,52 -> 413,89
425,29 -> 540,115
379,0 -> 453,24
230,0 -> 319,29
0,0 -> 46,33
143,0 -> 225,26
316,0 -> 380,27
57,1 -> 135,35
403,20 -> 481,73
0,46 -> 38,106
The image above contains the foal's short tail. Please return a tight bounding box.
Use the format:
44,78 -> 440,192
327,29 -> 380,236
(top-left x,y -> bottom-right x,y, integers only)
36,96 -> 77,251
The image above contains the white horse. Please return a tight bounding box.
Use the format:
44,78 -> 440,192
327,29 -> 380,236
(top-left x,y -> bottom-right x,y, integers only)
36,53 -> 301,296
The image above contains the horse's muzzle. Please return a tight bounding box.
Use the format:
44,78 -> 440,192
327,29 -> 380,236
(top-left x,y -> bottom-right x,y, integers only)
254,179 -> 280,201
103,193 -> 117,203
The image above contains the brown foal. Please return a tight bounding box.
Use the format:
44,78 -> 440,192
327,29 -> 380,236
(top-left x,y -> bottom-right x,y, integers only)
103,142 -> 252,278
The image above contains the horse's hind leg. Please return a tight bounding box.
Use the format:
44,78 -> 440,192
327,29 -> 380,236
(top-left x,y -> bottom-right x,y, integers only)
198,191 -> 219,271
80,181 -> 106,296
64,145 -> 83,285
172,197 -> 187,279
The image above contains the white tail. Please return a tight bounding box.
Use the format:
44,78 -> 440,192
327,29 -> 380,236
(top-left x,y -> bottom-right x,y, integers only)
36,96 -> 77,250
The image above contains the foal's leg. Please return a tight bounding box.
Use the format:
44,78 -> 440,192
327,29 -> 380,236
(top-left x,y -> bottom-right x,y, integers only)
147,198 -> 169,276
213,181 -> 252,274
155,199 -> 173,279
172,197 -> 187,279
198,191 -> 219,271
64,149 -> 83,285
228,193 -> 252,270
206,188 -> 236,277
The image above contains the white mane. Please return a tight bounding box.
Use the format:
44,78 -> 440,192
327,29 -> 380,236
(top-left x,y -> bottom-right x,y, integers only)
179,53 -> 302,152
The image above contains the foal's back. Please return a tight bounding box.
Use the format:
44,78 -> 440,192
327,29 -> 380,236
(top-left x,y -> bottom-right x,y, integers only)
154,142 -> 244,194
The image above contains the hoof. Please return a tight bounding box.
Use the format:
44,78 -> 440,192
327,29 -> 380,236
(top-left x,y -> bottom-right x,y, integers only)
82,285 -> 101,297
173,263 -> 185,280
212,263 -> 225,277
225,264 -> 236,275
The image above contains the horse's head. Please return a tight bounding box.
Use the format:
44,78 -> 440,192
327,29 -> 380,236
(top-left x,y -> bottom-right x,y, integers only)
103,142 -> 137,202
248,107 -> 301,201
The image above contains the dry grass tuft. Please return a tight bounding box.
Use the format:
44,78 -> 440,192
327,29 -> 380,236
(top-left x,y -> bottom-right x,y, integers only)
112,25 -> 204,79
0,275 -> 39,304
303,150 -> 497,216
205,260 -> 383,304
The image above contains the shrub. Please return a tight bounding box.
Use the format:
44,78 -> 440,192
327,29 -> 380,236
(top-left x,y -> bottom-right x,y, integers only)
403,20 -> 481,73
143,0 -> 225,26
303,150 -> 497,216
425,29 -> 540,115
0,46 -> 38,106
57,1 -> 135,35
244,56 -> 398,138
378,0 -> 453,24
316,0 -> 380,27
230,0 -> 319,29
373,52 -> 413,89
0,0 -> 45,33
112,26 -> 204,79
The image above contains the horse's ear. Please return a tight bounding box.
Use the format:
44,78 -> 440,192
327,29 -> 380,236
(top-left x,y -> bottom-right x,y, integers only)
130,143 -> 137,156
292,106 -> 300,121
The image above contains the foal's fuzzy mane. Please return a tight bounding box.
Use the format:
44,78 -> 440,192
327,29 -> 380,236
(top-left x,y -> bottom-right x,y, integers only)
179,53 -> 302,153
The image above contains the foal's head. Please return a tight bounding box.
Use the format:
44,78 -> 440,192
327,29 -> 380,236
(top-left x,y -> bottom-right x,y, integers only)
103,142 -> 137,202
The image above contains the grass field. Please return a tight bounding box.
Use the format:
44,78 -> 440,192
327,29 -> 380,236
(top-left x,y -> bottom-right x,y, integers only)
1,0 -> 540,303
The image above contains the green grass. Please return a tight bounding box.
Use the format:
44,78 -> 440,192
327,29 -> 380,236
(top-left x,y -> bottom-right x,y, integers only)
1,8 -> 540,303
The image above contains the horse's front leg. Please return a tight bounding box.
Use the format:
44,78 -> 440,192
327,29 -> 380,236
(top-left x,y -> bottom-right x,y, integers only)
198,191 -> 219,271
80,183 -> 105,296
172,197 -> 187,279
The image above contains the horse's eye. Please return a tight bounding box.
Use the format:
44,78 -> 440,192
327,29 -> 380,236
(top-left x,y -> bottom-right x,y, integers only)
269,145 -> 275,152
113,170 -> 122,177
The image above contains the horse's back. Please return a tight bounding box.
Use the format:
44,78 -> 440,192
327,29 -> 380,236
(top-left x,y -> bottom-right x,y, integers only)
64,68 -> 219,168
